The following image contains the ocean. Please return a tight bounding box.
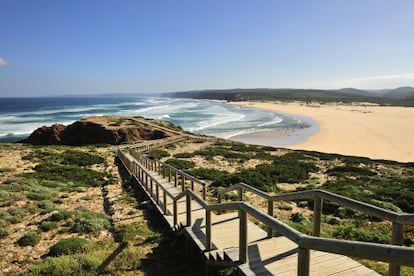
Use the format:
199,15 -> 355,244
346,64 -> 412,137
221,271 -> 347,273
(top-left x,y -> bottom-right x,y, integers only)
0,95 -> 315,145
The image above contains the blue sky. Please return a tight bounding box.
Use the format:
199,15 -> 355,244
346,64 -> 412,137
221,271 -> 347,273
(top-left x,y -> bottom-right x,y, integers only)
0,0 -> 413,96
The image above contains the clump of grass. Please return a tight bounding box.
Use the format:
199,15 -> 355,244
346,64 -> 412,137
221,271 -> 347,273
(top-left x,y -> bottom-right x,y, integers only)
27,190 -> 52,201
17,231 -> 41,246
48,237 -> 93,256
116,223 -> 159,243
23,163 -> 110,187
0,207 -> 30,225
23,253 -> 104,275
39,221 -> 58,232
71,207 -> 111,234
333,222 -> 390,244
165,158 -> 195,170
173,152 -> 196,158
23,149 -> 105,166
0,167 -> 15,173
0,228 -> 8,239
147,149 -> 170,160
38,200 -> 55,212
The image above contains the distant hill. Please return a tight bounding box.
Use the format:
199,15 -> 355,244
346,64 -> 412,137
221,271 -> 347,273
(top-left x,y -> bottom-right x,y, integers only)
165,87 -> 414,106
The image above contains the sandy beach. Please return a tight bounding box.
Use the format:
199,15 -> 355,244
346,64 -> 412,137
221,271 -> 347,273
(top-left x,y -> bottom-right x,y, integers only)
228,101 -> 414,162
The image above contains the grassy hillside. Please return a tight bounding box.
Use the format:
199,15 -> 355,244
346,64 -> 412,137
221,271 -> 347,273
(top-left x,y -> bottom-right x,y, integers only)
0,143 -> 202,275
165,87 -> 414,106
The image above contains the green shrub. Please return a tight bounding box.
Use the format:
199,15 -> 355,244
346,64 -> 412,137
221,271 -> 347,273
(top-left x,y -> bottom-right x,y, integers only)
116,223 -> 159,242
290,212 -> 309,223
71,215 -> 111,234
333,223 -> 390,244
60,150 -> 105,166
173,152 -> 196,158
24,163 -> 110,187
49,210 -> 72,222
147,149 -> 170,160
326,166 -> 377,177
165,158 -> 196,170
24,255 -> 82,275
27,191 -> 51,201
38,200 -> 55,210
48,237 -> 92,256
39,221 -> 58,232
0,228 -> 8,239
187,168 -> 230,183
1,208 -> 29,224
17,231 -> 41,246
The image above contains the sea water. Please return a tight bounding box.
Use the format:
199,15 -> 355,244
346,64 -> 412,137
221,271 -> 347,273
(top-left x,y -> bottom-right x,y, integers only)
0,95 -> 314,145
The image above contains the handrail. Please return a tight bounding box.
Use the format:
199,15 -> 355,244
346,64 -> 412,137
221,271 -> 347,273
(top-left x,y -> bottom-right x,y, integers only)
218,183 -> 414,224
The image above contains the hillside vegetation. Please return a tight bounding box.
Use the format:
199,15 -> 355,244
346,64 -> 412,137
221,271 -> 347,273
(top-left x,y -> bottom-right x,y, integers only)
166,87 -> 414,106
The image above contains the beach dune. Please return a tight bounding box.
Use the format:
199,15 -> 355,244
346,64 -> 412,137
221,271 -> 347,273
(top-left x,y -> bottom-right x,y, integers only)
229,101 -> 414,162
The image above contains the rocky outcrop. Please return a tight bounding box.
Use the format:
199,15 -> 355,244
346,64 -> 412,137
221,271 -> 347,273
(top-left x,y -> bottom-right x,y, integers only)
21,116 -> 170,146
21,124 -> 66,145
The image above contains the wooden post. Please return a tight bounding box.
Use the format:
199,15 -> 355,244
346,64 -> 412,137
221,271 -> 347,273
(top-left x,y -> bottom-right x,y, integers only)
168,168 -> 171,182
173,200 -> 178,226
150,178 -> 153,197
206,210 -> 212,251
163,191 -> 167,215
181,174 -> 185,191
267,200 -> 274,238
313,196 -> 322,237
202,184 -> 206,200
186,193 -> 191,226
217,194 -> 222,215
298,247 -> 310,276
174,170 -> 177,187
238,187 -> 243,201
156,184 -> 160,204
389,222 -> 404,276
191,180 -> 194,191
239,209 -> 247,264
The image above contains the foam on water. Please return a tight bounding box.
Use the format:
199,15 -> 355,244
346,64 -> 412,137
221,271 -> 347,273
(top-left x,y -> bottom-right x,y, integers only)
0,96 -> 313,144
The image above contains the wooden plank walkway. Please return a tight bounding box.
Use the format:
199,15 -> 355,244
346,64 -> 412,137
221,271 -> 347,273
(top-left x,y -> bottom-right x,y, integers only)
120,151 -> 379,276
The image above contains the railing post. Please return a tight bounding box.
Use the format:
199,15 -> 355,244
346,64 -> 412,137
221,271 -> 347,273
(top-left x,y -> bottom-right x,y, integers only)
168,168 -> 171,182
238,187 -> 243,201
389,222 -> 404,276
298,247 -> 310,276
173,200 -> 178,227
150,178 -> 153,197
239,209 -> 247,264
163,191 -> 167,215
156,183 -> 160,204
313,196 -> 322,237
202,184 -> 206,200
267,200 -> 274,238
217,193 -> 222,215
181,174 -> 185,191
191,179 -> 194,191
206,209 -> 212,251
174,170 -> 177,187
186,192 -> 191,226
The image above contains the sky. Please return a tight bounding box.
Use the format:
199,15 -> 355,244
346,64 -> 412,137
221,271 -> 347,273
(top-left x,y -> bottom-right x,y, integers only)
0,0 -> 414,97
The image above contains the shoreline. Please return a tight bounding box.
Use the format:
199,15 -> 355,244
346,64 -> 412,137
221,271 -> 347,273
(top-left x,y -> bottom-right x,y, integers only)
229,112 -> 319,147
226,101 -> 414,162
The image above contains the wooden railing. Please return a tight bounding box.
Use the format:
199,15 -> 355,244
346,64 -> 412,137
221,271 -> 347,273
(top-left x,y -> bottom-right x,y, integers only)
128,149 -> 207,200
218,182 -> 414,275
118,137 -> 414,276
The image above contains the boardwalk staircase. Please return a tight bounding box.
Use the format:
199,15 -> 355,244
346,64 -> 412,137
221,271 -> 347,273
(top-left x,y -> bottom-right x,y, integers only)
118,136 -> 414,275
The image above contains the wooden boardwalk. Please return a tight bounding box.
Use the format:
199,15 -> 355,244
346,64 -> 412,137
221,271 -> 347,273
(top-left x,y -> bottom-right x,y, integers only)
119,148 -> 383,275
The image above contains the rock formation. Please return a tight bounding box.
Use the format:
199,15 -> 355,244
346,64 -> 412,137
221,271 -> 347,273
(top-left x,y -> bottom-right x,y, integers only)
21,116 -> 170,146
